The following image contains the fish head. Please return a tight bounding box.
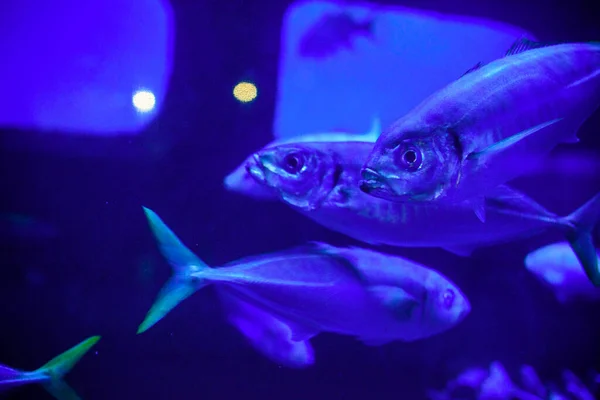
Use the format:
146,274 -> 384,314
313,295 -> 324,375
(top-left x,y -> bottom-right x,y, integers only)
360,128 -> 461,202
245,143 -> 339,211
223,157 -> 280,200
422,271 -> 471,335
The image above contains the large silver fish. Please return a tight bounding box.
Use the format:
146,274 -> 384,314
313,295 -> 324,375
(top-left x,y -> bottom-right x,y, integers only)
137,207 -> 471,351
0,336 -> 100,400
359,38 -> 600,221
224,117 -> 381,199
244,140 -> 600,286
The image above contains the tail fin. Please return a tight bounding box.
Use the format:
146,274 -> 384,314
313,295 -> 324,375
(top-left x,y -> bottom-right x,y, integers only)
35,336 -> 100,400
137,207 -> 211,334
561,192 -> 600,286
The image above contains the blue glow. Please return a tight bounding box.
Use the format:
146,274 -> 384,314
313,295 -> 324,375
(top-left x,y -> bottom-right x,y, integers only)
274,1 -> 535,139
0,0 -> 174,135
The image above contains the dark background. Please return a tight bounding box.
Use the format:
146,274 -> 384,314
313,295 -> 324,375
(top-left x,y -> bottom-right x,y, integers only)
1,0 -> 599,399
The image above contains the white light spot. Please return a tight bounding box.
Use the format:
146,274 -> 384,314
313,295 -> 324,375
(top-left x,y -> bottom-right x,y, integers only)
132,90 -> 156,112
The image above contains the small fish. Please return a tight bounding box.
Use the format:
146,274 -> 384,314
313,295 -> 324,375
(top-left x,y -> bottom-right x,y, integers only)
426,366 -> 489,400
478,361 -> 514,399
479,361 -> 545,400
524,242 -> 600,303
244,140 -> 600,285
0,336 -> 100,399
137,207 -> 470,350
360,38 -> 600,220
519,365 -> 547,398
562,370 -> 596,400
449,366 -> 490,390
216,289 -> 315,368
298,11 -> 376,59
223,117 -> 381,200
547,390 -> 570,400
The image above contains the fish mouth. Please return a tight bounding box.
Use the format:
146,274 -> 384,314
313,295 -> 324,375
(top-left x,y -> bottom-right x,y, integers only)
245,154 -> 267,184
359,167 -> 398,199
459,299 -> 472,321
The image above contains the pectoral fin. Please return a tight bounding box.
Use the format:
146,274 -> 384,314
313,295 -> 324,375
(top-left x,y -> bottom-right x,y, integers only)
466,118 -> 564,163
466,196 -> 486,223
359,337 -> 394,346
278,319 -> 319,342
368,285 -> 420,321
442,244 -> 478,257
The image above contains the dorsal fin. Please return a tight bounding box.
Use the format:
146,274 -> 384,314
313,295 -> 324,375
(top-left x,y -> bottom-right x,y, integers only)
459,37 -> 560,78
504,37 -> 560,56
460,62 -> 483,78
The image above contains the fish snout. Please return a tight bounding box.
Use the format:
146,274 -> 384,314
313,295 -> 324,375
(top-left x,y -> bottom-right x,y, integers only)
459,297 -> 472,320
359,167 -> 395,199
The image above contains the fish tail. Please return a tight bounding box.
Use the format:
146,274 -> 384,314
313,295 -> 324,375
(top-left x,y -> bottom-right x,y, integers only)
34,336 -> 101,400
561,192 -> 600,286
138,207 -> 211,334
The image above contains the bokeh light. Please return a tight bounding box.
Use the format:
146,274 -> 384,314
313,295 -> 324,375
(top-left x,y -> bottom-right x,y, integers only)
233,81 -> 258,103
132,90 -> 156,112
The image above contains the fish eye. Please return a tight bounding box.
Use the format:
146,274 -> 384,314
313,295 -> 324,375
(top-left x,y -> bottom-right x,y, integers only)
396,144 -> 422,172
282,152 -> 305,174
442,289 -> 455,309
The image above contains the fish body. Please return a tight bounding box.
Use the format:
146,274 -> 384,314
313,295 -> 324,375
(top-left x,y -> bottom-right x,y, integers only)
360,40 -> 600,212
223,117 -> 380,200
245,140 -> 600,285
0,336 -> 100,399
137,207 -> 470,351
216,289 -> 314,368
525,242 -> 600,303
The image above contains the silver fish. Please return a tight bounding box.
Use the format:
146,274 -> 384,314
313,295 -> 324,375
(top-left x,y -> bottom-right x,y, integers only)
137,207 -> 471,350
359,39 -> 600,221
224,117 -> 381,199
216,289 -> 315,368
245,140 -> 600,285
0,336 -> 100,399
525,242 -> 600,303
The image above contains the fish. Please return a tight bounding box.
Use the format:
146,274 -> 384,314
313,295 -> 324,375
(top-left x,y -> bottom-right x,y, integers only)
519,365 -> 547,398
524,242 -> 600,303
223,117 -> 381,200
216,289 -> 315,368
562,369 -> 596,400
426,366 -> 489,400
0,336 -> 100,399
244,140 -> 600,286
359,38 -> 600,221
479,362 -> 545,400
137,207 -> 471,350
298,11 -> 376,59
449,366 -> 490,390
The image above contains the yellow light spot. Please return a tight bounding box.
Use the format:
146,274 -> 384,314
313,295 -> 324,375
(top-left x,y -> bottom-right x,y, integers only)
233,81 -> 258,103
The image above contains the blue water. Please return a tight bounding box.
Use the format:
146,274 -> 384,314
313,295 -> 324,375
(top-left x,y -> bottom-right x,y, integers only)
1,1 -> 599,399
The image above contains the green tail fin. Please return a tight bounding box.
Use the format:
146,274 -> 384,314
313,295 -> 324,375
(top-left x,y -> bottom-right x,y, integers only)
36,336 -> 100,400
563,192 -> 600,287
137,207 -> 210,334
